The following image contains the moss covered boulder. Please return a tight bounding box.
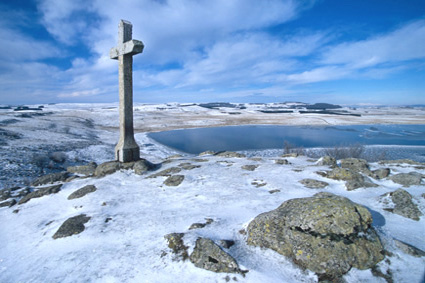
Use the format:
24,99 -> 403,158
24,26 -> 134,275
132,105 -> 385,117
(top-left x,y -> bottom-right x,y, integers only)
247,192 -> 384,280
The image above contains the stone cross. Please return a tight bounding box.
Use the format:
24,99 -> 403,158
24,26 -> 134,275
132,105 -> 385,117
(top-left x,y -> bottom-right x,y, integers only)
110,20 -> 144,162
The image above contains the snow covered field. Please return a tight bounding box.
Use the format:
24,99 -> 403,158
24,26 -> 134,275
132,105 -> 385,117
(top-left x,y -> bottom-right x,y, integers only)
0,103 -> 424,282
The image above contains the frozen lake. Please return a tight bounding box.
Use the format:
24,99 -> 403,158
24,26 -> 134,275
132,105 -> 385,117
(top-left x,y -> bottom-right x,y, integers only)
149,124 -> 425,161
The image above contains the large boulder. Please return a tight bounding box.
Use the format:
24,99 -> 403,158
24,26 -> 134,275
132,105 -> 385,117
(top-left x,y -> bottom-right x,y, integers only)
382,189 -> 422,221
189,238 -> 242,274
95,161 -> 121,177
316,156 -> 336,167
388,172 -> 422,187
340,158 -> 370,172
247,192 -> 384,280
324,168 -> 377,190
133,159 -> 158,175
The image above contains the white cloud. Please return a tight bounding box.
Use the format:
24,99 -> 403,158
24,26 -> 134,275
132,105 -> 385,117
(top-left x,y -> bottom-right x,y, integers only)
320,20 -> 425,69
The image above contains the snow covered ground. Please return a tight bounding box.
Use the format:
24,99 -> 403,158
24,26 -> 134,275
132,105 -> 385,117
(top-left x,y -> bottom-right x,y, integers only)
0,103 -> 424,282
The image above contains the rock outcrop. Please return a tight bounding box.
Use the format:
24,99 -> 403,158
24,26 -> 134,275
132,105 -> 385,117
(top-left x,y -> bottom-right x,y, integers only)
68,185 -> 97,200
381,189 -> 422,220
67,162 -> 97,176
323,168 -> 378,190
190,238 -> 242,274
388,172 -> 422,187
18,184 -> 62,204
52,214 -> 91,239
247,192 -> 384,280
31,172 -> 71,186
299,179 -> 328,189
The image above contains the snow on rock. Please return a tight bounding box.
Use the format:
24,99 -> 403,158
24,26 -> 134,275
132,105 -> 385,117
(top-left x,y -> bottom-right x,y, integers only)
1,154 -> 424,282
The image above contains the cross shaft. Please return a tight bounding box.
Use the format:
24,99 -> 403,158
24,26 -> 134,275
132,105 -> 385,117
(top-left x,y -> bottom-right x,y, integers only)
110,20 -> 144,162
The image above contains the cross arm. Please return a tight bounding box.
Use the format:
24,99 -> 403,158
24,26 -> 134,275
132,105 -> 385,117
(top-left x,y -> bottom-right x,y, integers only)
110,39 -> 144,60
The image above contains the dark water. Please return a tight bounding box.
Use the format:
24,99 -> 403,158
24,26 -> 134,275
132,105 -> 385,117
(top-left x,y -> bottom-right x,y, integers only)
149,125 -> 425,154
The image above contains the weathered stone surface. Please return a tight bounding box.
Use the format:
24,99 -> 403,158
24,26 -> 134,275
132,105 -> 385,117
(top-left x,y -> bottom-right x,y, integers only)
0,199 -> 17,208
241,165 -> 258,171
148,167 -> 182,178
215,151 -> 246,158
67,162 -> 97,176
325,168 -> 377,190
382,189 -> 422,221
18,184 -> 62,204
95,161 -> 121,177
164,175 -> 185,186
68,185 -> 97,200
52,214 -> 91,239
299,179 -> 329,189
189,218 -> 214,230
247,192 -> 384,279
388,172 -> 422,187
316,156 -> 337,167
199,151 -> 215,156
178,163 -> 201,170
368,168 -> 390,180
394,239 -> 425,257
0,188 -> 11,201
164,233 -> 189,261
340,158 -> 370,172
275,159 -> 289,165
190,238 -> 242,274
133,159 -> 157,175
281,153 -> 300,158
31,172 -> 71,186
219,240 -> 235,249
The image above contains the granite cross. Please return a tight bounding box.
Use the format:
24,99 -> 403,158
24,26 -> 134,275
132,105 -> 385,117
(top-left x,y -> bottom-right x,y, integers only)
110,20 -> 144,162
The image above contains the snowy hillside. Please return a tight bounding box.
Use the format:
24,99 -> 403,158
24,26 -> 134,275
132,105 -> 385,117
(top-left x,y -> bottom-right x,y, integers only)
0,103 -> 424,282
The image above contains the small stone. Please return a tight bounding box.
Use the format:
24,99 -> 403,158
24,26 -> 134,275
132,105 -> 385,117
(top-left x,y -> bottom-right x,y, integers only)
0,188 -> 12,201
275,159 -> 289,165
299,179 -> 329,189
268,189 -> 280,194
215,151 -> 246,158
148,167 -> 182,178
189,223 -> 207,230
179,163 -> 201,170
164,233 -> 189,261
241,165 -> 258,171
251,180 -> 267,188
219,240 -> 235,249
18,184 -> 62,204
190,238 -> 242,274
52,214 -> 91,239
67,185 -> 97,200
164,175 -> 185,186
199,151 -> 215,156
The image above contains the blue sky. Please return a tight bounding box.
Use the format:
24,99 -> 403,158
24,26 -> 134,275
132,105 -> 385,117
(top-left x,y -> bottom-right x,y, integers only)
0,0 -> 424,105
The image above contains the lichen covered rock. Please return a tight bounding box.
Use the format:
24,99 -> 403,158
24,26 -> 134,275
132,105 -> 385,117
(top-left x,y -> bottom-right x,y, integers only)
382,189 -> 422,221
190,238 -> 242,274
247,192 -> 384,279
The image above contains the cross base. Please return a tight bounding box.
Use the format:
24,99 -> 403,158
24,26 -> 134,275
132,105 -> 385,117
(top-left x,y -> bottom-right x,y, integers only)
115,145 -> 140,163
